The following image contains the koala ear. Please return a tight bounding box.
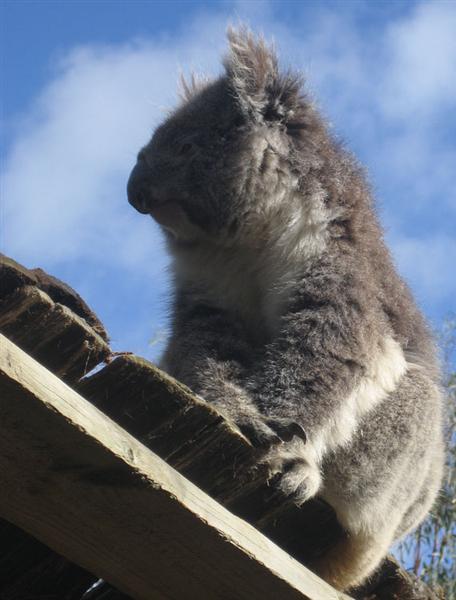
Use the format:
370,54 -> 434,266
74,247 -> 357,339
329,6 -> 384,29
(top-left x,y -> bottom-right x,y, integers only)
224,26 -> 302,123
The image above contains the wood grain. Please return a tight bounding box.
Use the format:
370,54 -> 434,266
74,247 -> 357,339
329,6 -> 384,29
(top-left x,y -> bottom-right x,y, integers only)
0,285 -> 110,383
0,335 -> 350,600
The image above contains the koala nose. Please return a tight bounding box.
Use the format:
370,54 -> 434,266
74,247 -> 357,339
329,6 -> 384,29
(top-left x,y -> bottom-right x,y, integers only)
127,160 -> 154,214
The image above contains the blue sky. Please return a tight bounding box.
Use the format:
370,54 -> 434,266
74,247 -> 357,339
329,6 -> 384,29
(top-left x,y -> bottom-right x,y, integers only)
1,0 -> 455,364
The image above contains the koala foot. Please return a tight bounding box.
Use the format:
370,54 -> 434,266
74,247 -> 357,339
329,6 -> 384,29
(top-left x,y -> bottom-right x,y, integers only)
237,416 -> 307,449
261,441 -> 321,505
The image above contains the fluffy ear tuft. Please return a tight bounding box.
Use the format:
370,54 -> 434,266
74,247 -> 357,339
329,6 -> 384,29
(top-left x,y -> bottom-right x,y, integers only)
178,72 -> 211,103
224,26 -> 303,123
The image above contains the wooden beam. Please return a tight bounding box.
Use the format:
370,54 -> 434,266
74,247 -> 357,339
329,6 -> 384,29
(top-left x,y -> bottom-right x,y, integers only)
0,335 -> 350,600
0,286 -> 110,383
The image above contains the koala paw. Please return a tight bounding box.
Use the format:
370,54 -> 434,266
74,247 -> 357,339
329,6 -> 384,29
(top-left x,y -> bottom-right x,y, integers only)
237,416 -> 307,449
261,443 -> 321,505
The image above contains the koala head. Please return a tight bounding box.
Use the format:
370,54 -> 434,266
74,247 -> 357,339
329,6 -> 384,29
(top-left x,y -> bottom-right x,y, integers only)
127,28 -> 323,247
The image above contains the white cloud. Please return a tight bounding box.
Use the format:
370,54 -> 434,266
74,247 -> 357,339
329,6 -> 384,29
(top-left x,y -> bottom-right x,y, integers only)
4,43 -> 155,266
1,33 -> 225,269
382,1 -> 456,119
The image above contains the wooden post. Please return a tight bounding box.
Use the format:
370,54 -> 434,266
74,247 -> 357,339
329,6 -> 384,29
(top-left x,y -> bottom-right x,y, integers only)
0,335 -> 350,600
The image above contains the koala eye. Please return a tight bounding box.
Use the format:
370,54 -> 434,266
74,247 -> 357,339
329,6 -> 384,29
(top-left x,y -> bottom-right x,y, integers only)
179,142 -> 193,155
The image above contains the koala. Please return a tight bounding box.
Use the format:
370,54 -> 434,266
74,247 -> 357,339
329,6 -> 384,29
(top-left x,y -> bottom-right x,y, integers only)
127,28 -> 444,591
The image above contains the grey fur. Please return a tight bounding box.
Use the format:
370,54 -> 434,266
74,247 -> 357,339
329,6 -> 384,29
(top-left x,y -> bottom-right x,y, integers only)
127,28 -> 444,591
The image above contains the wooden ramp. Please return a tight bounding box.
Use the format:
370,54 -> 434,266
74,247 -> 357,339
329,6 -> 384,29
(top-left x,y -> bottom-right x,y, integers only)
0,334 -> 348,600
0,255 -> 442,600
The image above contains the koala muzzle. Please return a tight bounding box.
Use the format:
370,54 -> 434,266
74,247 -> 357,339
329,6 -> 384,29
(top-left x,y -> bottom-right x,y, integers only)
127,159 -> 157,215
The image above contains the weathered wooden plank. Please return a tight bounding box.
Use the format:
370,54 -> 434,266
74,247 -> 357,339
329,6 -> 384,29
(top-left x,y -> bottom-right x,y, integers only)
78,354 -> 259,501
79,353 -> 346,563
0,286 -> 110,382
0,254 -> 37,295
0,335 -> 350,600
0,253 -> 108,340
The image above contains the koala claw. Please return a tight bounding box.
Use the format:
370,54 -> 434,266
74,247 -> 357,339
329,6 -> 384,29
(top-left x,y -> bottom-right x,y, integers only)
238,417 -> 307,449
238,418 -> 282,449
265,418 -> 307,443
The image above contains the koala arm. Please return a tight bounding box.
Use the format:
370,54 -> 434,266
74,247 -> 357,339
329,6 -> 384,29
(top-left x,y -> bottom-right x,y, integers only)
241,261 -> 386,453
161,288 -> 303,446
161,288 -> 252,388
